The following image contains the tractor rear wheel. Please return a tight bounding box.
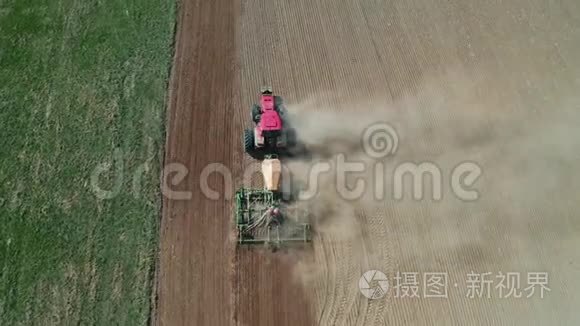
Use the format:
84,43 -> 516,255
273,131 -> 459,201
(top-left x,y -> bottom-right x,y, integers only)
286,128 -> 297,148
244,129 -> 255,154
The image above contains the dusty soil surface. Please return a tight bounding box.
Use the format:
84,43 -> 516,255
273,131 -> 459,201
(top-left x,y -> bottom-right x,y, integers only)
158,0 -> 580,325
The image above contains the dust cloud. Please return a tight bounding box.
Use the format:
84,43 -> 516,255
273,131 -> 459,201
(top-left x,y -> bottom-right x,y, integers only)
280,68 -> 580,324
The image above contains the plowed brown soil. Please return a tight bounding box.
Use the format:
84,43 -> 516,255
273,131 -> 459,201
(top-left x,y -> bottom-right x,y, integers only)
157,0 -> 580,325
156,1 -> 237,325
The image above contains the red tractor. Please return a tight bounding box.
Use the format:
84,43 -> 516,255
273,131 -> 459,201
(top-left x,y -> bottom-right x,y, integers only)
244,87 -> 297,159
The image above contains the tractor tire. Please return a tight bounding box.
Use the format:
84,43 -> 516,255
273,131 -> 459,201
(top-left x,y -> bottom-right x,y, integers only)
251,104 -> 261,123
274,96 -> 285,114
244,129 -> 255,154
286,128 -> 298,148
274,96 -> 283,107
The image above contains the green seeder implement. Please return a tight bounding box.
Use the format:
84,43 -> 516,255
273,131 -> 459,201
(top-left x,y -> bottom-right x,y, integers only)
234,188 -> 311,246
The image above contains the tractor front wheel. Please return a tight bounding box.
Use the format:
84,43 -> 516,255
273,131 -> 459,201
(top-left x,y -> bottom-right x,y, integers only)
274,96 -> 283,108
251,104 -> 261,123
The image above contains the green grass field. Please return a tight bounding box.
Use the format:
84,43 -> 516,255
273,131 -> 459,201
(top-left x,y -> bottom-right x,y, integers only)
0,0 -> 175,323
